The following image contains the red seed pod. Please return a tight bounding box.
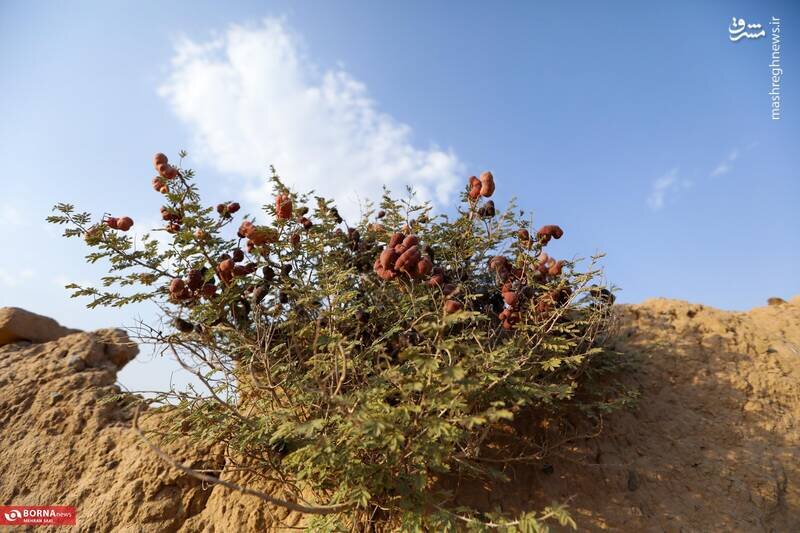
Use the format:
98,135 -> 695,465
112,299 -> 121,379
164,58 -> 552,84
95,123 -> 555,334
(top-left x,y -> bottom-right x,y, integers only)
380,248 -> 398,269
153,153 -> 168,168
275,193 -> 292,220
232,264 -> 248,277
227,202 -> 240,214
502,291 -> 519,307
402,235 -> 419,248
232,248 -> 245,263
160,165 -> 178,180
116,216 -> 132,231
238,220 -> 254,238
248,227 -> 278,246
479,171 -> 495,197
468,176 -> 482,200
187,269 -> 203,291
388,232 -> 404,248
416,256 -> 433,277
290,232 -> 301,249
395,245 -> 420,272
518,228 -> 530,242
152,177 -> 166,192
105,217 -> 119,229
444,300 -> 463,315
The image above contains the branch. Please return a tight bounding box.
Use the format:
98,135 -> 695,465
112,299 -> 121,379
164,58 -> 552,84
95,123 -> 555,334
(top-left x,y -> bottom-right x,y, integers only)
131,405 -> 354,515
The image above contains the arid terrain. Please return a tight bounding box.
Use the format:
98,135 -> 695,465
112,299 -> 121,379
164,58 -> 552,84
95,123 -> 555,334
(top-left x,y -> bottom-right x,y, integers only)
0,298 -> 798,532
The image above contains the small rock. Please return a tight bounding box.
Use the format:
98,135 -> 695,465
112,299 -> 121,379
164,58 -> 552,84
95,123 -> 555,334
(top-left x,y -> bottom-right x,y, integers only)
542,463 -> 554,475
49,392 -> 64,405
767,297 -> 787,306
66,355 -> 86,372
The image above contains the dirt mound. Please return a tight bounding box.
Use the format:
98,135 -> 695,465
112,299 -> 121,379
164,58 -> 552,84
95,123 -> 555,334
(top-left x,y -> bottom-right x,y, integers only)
0,301 -> 798,531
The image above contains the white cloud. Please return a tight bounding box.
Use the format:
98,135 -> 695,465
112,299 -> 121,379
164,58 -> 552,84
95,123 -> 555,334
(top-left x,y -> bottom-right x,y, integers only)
647,168 -> 690,211
0,204 -> 24,226
0,268 -> 34,287
159,18 -> 463,220
710,149 -> 739,178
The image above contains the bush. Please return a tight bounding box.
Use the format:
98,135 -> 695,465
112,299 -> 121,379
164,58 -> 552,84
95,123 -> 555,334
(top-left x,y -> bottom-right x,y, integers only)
49,152 -> 622,531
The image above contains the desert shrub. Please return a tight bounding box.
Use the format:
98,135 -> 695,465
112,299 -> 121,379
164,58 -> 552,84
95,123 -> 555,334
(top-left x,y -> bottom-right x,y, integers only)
49,152 -> 622,531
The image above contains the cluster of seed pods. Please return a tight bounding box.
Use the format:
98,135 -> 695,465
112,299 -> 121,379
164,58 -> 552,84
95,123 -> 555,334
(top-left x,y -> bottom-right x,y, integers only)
374,233 -> 433,281
168,268 -> 217,302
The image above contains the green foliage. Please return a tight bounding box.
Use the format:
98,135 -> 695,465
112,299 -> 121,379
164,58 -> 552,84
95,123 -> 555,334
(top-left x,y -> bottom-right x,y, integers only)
49,155 -> 624,530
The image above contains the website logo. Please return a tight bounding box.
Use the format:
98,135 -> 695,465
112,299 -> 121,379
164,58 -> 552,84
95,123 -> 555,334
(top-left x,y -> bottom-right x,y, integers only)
0,506 -> 76,526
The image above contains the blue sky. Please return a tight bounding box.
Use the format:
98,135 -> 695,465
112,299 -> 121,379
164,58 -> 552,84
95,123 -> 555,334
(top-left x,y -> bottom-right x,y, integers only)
1,0 -> 797,391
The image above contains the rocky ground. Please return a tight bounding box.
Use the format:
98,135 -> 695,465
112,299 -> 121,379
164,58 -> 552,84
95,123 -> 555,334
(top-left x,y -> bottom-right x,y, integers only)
0,298 -> 797,532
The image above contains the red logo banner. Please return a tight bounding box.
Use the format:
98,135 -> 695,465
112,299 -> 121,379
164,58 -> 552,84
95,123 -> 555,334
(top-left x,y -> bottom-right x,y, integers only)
0,506 -> 76,526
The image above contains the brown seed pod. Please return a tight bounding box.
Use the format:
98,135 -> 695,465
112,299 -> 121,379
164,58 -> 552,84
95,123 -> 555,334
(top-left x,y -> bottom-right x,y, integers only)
479,171 -> 495,197
402,234 -> 419,248
193,229 -> 207,240
377,210 -> 386,219
217,203 -> 228,216
169,278 -> 185,294
262,265 -> 275,281
201,283 -> 216,299
299,216 -> 313,230
380,248 -> 398,269
416,256 -> 433,277
247,227 -> 278,246
232,248 -> 245,263
388,232 -> 404,248
218,258 -> 234,273
444,300 -> 463,315
290,232 -> 301,249
518,228 -> 530,242
227,202 -> 240,214
548,260 -> 564,277
395,245 -> 420,272
152,176 -> 166,192
441,283 -> 458,297
186,269 -> 203,290
502,291 -> 519,307
427,272 -> 445,287
153,153 -> 168,168
105,217 -> 119,229
115,217 -> 133,231
467,176 -> 482,200
238,220 -> 254,238
232,265 -> 248,277
537,225 -> 564,245
478,200 -> 495,218
161,165 -> 178,180
489,256 -> 510,272
173,317 -> 194,333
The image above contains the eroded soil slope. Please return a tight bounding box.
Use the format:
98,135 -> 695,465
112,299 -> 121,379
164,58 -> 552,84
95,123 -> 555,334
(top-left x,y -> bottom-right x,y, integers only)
0,299 -> 797,532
